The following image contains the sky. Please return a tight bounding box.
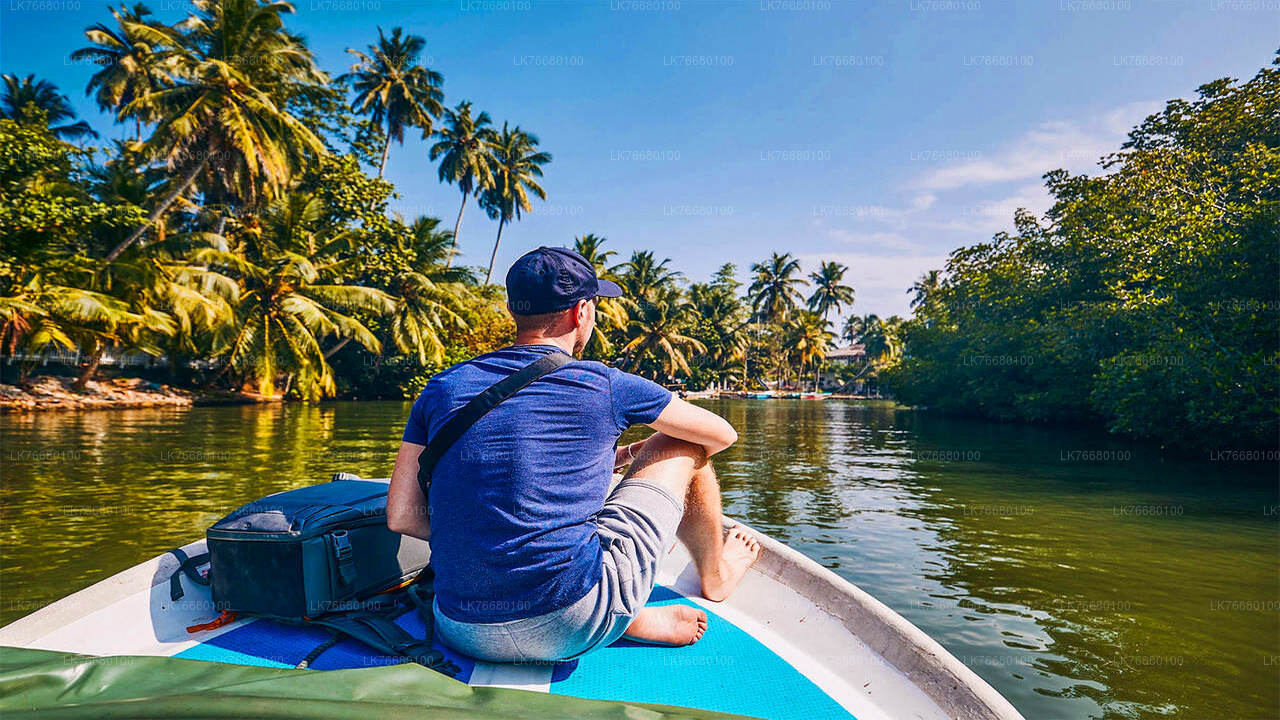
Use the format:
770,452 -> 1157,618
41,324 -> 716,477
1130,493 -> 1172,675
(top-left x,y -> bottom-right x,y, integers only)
2,0 -> 1276,323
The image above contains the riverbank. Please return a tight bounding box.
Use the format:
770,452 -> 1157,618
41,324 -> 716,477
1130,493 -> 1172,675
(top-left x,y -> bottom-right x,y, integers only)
0,376 -> 278,413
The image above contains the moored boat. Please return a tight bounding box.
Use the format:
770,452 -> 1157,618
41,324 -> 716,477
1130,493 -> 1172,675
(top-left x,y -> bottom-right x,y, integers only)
0,477 -> 1023,720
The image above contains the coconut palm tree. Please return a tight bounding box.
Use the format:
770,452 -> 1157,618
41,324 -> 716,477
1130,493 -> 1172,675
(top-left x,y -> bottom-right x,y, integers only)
480,123 -> 551,284
689,281 -> 748,386
70,3 -> 172,140
0,74 -> 97,141
429,101 -> 496,263
570,234 -> 628,354
618,250 -> 681,302
908,269 -> 940,310
807,260 -> 855,327
104,0 -> 329,265
845,313 -> 902,365
343,27 -> 444,178
787,310 -> 834,390
622,285 -> 706,379
384,215 -> 474,365
195,192 -> 394,398
573,234 -> 617,275
748,252 -> 806,324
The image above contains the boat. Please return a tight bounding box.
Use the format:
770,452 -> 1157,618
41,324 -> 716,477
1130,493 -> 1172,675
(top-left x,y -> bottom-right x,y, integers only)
0,477 -> 1023,720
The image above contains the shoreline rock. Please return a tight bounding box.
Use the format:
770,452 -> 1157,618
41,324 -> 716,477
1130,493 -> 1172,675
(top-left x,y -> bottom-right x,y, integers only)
0,376 -> 278,413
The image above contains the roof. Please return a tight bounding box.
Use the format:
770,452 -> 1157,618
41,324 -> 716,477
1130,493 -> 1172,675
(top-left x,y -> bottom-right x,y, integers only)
826,345 -> 865,360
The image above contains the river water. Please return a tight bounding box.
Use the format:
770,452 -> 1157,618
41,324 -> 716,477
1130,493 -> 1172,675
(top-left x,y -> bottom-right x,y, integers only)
1,399 -> 1276,719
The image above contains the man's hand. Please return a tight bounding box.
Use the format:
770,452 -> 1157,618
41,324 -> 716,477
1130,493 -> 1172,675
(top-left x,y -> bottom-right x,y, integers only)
647,397 -> 738,456
387,441 -> 431,541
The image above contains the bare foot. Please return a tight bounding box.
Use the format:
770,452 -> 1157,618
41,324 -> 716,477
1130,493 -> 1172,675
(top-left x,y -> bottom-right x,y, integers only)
623,605 -> 708,646
701,527 -> 761,602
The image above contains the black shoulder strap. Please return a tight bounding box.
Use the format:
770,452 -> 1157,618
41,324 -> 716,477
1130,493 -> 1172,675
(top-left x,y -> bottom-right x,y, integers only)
416,351 -> 572,498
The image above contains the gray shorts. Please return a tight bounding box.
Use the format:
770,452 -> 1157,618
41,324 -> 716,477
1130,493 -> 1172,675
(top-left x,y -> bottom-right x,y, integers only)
434,477 -> 685,662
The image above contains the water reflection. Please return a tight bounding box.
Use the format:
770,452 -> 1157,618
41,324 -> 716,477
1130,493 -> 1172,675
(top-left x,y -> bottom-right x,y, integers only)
2,399 -> 1277,720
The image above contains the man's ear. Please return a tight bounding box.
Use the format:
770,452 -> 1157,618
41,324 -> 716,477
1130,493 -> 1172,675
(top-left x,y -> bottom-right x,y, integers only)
574,299 -> 592,327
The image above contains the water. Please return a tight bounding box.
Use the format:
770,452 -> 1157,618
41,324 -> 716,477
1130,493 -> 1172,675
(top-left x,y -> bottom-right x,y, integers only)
1,399 -> 1276,719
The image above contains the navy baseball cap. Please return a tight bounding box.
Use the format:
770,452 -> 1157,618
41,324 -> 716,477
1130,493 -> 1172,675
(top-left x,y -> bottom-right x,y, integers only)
505,246 -> 624,315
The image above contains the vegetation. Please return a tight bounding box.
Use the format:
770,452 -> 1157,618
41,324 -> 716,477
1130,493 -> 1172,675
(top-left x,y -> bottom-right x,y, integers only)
0,2 -> 551,400
0,4 -> 1272,451
883,57 -> 1279,450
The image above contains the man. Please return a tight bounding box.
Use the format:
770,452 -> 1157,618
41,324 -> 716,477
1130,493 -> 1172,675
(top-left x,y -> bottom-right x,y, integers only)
387,246 -> 760,662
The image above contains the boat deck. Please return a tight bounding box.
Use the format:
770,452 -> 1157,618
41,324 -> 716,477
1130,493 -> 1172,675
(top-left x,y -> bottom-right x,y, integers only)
0,511 -> 1021,720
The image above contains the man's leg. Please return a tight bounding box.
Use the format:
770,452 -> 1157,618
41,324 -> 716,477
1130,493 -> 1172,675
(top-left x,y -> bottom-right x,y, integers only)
619,433 -> 760,645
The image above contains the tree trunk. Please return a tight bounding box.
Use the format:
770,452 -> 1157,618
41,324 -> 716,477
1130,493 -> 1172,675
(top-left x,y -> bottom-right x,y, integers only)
104,155 -> 210,265
71,347 -> 103,391
323,337 -> 352,359
377,134 -> 391,178
448,192 -> 467,268
484,219 -> 506,285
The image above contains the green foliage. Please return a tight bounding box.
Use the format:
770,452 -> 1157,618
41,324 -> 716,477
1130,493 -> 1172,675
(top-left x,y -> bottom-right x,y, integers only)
885,57 -> 1280,450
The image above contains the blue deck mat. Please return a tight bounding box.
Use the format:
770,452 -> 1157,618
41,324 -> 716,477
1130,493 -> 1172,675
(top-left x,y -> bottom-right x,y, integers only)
175,585 -> 854,719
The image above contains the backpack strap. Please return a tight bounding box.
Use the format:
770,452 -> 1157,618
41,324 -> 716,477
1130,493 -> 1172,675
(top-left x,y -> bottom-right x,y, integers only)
416,351 -> 572,498
292,567 -> 458,676
165,548 -> 211,602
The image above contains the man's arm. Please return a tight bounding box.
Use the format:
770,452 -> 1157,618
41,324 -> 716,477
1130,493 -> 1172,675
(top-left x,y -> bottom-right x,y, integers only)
387,441 -> 431,541
646,396 -> 738,456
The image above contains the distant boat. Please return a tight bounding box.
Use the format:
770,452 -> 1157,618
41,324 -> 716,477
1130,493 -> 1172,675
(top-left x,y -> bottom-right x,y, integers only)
0,478 -> 1023,720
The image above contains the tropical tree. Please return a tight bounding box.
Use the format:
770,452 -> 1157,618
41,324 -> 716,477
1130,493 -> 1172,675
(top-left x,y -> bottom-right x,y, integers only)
479,123 -> 550,284
572,233 -> 617,275
105,0 -> 330,264
572,234 -> 627,354
787,310 -> 835,390
617,250 -> 680,302
621,285 -> 706,379
197,192 -> 393,398
429,101 -> 495,262
383,215 -> 474,365
748,252 -> 805,324
687,279 -> 748,388
908,270 -> 940,311
1,75 -> 97,141
70,3 -> 172,140
343,26 -> 444,178
807,260 -> 855,327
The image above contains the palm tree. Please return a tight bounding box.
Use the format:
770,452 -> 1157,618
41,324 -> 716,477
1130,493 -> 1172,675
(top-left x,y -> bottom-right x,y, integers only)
343,27 -> 444,178
787,310 -> 834,390
618,250 -> 681,302
622,285 -> 706,379
689,281 -> 748,387
479,123 -> 551,284
1,74 -> 97,141
908,269 -> 940,310
748,252 -> 806,324
104,0 -> 329,265
573,234 -> 617,275
843,313 -> 877,346
430,101 -> 496,263
384,215 -> 474,365
70,3 -> 172,140
571,234 -> 627,354
196,192 -> 394,398
807,260 -> 855,327
845,313 -> 902,364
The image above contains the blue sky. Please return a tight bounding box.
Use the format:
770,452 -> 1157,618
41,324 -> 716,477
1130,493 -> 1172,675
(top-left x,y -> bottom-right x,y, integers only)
2,0 -> 1276,321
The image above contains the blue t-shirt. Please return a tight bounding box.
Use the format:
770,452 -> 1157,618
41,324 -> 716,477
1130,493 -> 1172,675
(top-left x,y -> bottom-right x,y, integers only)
402,344 -> 673,623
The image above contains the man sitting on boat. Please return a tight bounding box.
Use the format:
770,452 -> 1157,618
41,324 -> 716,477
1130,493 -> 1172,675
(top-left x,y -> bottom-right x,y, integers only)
386,246 -> 760,661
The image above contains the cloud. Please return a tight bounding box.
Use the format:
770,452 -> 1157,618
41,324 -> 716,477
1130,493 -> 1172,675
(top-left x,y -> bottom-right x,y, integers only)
913,101 -> 1162,191
796,251 -> 948,320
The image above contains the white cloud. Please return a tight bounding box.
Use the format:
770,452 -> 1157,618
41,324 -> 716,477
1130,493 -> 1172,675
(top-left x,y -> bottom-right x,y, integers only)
913,101 -> 1162,191
797,251 -> 948,321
